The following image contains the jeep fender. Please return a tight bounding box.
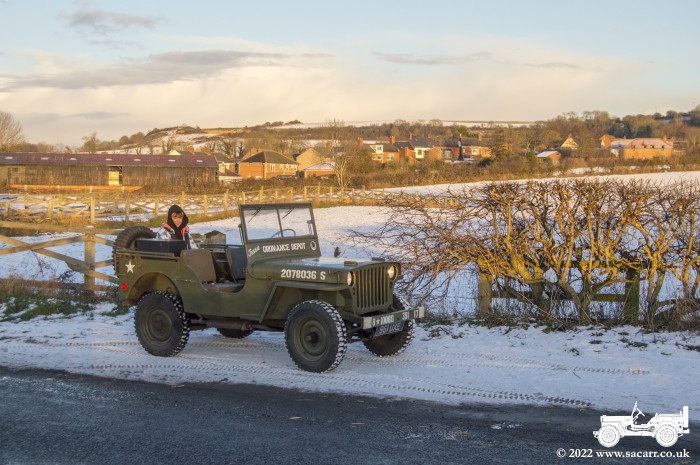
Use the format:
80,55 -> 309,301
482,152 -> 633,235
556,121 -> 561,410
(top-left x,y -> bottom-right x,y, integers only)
596,422 -> 625,438
258,281 -> 348,322
125,272 -> 179,306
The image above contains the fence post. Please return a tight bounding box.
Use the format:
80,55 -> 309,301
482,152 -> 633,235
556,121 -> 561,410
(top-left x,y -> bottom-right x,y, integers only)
47,198 -> 54,219
154,197 -> 160,220
477,269 -> 493,317
180,191 -> 185,209
84,230 -> 96,291
223,191 -> 229,214
90,196 -> 96,224
303,186 -> 308,202
624,268 -> 640,323
203,195 -> 208,218
125,196 -> 131,223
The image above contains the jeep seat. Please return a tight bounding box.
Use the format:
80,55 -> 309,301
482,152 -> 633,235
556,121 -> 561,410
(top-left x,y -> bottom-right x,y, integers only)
225,246 -> 247,282
181,249 -> 242,292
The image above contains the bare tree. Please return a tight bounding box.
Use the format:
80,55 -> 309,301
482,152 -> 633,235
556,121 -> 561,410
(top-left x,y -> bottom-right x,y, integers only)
0,111 -> 26,151
81,132 -> 99,154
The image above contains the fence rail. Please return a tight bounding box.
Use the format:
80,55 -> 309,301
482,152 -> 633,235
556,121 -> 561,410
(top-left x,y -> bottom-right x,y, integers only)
0,186 -> 458,223
0,221 -> 120,290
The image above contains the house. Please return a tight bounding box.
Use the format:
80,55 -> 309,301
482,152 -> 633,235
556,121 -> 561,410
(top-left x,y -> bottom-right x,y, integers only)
0,152 -> 219,188
409,136 -> 433,160
608,138 -> 633,157
366,140 -> 401,164
536,150 -> 562,164
211,152 -> 236,174
619,138 -> 674,160
294,147 -> 333,171
559,134 -> 579,152
211,152 -> 241,185
236,150 -> 298,180
458,134 -> 491,160
301,162 -> 336,178
599,134 -> 616,149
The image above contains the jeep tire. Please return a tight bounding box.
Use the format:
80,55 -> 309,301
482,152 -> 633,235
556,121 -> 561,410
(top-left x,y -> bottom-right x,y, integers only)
363,294 -> 416,357
113,226 -> 156,272
596,425 -> 620,448
135,292 -> 190,357
655,424 -> 678,447
284,300 -> 347,373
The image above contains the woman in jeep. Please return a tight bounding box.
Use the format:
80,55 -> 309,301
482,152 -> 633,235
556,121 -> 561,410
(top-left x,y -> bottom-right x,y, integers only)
157,204 -> 197,249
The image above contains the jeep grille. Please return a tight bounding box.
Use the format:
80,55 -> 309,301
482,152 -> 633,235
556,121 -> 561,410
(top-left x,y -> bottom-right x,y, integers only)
354,265 -> 392,311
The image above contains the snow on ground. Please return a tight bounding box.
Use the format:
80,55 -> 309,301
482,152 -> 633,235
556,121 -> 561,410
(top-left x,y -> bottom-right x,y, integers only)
0,306 -> 697,416
1,187 -> 699,416
386,170 -> 700,196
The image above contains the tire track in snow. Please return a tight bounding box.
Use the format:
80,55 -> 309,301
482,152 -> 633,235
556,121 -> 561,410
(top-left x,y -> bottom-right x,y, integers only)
16,337 -> 650,376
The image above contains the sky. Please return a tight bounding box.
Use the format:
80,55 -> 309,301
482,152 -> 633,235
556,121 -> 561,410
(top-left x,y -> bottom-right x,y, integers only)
1,0 -> 699,147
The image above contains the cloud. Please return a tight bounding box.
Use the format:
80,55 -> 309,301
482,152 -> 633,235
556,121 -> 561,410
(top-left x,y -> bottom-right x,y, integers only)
0,49 -> 330,91
71,111 -> 131,120
527,61 -> 582,70
374,51 -> 491,65
59,8 -> 159,36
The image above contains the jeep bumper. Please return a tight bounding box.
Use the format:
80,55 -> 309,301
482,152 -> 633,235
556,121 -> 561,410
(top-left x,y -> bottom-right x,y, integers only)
361,307 -> 425,329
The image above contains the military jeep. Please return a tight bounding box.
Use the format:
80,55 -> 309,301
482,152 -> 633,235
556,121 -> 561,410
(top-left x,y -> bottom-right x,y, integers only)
113,203 -> 424,372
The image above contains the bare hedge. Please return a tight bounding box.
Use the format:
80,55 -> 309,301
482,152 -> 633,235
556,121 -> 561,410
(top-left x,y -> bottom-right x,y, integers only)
355,178 -> 700,328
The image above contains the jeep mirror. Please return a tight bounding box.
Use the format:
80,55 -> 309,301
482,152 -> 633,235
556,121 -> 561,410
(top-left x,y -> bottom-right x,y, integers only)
334,246 -> 341,258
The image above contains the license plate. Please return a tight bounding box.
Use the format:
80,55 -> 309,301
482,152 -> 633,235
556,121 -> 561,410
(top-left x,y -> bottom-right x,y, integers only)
374,322 -> 405,337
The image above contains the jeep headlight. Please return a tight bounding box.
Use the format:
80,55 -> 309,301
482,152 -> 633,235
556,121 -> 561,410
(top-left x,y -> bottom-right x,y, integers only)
387,265 -> 398,280
346,272 -> 354,286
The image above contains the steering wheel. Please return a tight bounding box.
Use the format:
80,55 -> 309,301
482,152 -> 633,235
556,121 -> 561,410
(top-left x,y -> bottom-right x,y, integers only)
271,228 -> 296,238
632,404 -> 645,422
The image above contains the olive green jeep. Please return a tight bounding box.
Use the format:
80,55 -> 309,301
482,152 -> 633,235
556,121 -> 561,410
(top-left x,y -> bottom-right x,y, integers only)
113,203 -> 424,372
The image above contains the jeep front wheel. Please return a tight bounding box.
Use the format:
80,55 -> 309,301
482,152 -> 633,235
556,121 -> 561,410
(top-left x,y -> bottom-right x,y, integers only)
363,320 -> 416,357
135,292 -> 190,357
596,425 -> 620,448
364,294 -> 416,357
284,300 -> 347,373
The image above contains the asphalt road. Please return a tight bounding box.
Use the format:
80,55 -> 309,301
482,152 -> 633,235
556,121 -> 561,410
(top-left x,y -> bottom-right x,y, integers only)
0,367 -> 697,465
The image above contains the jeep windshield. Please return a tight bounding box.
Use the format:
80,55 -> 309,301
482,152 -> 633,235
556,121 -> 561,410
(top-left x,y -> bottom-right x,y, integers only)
241,204 -> 316,241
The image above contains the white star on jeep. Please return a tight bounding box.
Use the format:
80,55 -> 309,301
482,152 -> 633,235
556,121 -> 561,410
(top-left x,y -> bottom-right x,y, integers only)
126,261 -> 135,273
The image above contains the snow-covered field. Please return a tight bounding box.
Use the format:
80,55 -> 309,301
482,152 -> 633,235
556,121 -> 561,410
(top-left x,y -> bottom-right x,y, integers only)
1,177 -> 699,417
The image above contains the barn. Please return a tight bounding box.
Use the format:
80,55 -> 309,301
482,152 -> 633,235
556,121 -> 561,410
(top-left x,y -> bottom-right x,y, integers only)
0,152 -> 219,188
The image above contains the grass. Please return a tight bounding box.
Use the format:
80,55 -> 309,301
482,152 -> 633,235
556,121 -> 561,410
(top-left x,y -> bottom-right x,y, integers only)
0,275 -> 116,322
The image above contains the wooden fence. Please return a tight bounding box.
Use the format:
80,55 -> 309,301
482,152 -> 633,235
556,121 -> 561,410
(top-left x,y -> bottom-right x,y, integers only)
0,186 -> 457,224
476,268 -> 642,321
0,221 -> 120,290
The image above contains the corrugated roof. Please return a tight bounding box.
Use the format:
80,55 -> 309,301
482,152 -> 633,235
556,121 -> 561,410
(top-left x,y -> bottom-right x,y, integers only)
0,152 -> 218,168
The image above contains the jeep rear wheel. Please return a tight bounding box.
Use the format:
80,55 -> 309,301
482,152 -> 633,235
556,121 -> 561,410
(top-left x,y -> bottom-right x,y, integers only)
596,425 -> 620,448
284,300 -> 347,373
135,292 -> 189,357
113,226 -> 156,272
655,424 -> 678,447
217,328 -> 254,339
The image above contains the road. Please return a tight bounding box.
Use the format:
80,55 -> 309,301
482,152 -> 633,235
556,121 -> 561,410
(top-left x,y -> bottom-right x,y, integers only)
0,367 -> 697,465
